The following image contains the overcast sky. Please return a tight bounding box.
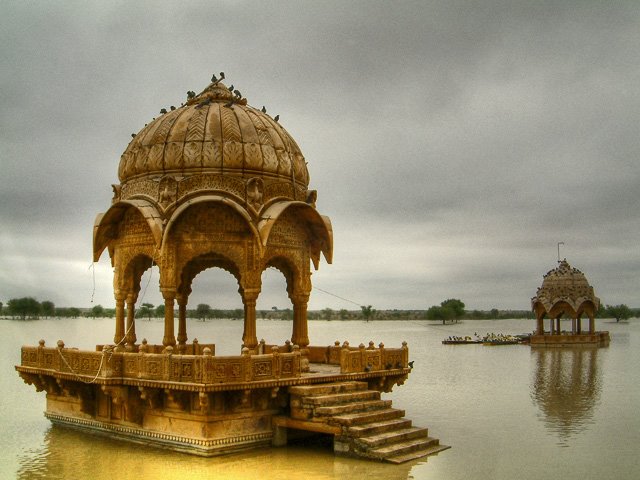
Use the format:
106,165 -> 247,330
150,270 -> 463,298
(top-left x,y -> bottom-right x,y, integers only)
1,1 -> 639,312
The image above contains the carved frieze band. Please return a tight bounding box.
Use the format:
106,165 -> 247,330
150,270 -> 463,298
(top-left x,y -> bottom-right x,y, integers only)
45,413 -> 273,448
118,174 -> 308,208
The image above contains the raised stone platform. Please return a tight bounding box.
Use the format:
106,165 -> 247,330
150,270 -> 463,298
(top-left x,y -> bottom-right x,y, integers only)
16,340 -> 432,460
530,331 -> 610,347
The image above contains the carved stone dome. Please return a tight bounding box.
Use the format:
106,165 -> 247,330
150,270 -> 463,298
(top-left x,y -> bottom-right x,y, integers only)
531,260 -> 599,315
118,80 -> 309,190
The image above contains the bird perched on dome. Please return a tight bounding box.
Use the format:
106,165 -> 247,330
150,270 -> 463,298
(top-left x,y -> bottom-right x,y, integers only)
211,71 -> 225,84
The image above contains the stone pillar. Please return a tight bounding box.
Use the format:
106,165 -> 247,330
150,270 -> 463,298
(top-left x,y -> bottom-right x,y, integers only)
124,293 -> 137,351
242,288 -> 259,351
536,316 -> 544,335
114,293 -> 126,346
177,293 -> 188,350
162,290 -> 176,347
577,317 -> 582,334
549,318 -> 554,335
589,316 -> 595,334
571,317 -> 576,335
290,293 -> 310,348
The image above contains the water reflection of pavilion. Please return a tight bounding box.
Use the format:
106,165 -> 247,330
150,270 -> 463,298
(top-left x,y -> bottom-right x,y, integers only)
530,348 -> 602,444
16,424 -> 417,480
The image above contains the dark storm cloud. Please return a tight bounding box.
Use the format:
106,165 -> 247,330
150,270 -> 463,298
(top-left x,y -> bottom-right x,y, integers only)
1,1 -> 639,310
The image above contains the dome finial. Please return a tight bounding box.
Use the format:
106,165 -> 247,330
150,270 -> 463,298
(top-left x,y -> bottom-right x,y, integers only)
557,241 -> 565,263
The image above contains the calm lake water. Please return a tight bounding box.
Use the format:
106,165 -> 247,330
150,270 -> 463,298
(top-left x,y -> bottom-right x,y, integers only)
2,317 -> 639,479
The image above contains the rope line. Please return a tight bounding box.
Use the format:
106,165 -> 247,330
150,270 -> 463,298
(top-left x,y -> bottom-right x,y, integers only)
312,286 -> 363,307
62,251 -> 158,383
89,262 -> 96,303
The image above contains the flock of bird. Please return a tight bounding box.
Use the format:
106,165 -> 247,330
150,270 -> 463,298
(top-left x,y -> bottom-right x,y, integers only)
131,71 -> 281,140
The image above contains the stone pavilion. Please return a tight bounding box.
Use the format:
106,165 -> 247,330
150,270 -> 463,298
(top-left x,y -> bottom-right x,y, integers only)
530,259 -> 610,347
16,74 -> 448,463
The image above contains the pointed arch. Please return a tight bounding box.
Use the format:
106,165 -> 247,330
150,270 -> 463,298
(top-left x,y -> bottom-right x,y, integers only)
93,199 -> 163,262
162,195 -> 260,248
258,201 -> 333,269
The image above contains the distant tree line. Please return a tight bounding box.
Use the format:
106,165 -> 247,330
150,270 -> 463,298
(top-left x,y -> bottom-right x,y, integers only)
1,297 -> 636,322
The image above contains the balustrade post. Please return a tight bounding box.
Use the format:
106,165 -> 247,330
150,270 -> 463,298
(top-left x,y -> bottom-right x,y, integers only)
340,341 -> 350,374
402,341 -> 409,367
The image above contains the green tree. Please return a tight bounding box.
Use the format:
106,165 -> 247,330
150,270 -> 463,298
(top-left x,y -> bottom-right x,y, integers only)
138,303 -> 154,321
68,307 -> 81,318
0,301 -> 4,316
360,305 -> 375,321
426,298 -> 465,324
339,309 -> 349,320
155,304 -> 165,318
606,304 -> 632,322
197,303 -> 211,321
322,308 -> 334,320
8,297 -> 41,319
91,304 -> 105,318
41,300 -> 55,318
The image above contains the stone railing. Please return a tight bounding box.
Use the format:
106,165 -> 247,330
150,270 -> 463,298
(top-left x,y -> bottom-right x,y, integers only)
339,341 -> 409,374
20,341 -> 301,385
306,340 -> 409,374
96,339 -> 216,355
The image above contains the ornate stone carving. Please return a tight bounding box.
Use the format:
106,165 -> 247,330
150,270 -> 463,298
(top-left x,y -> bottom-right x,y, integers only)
246,177 -> 264,211
158,176 -> 178,207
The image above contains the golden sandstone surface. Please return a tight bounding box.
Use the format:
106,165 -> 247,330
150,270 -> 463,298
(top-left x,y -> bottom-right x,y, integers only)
17,76 -> 447,462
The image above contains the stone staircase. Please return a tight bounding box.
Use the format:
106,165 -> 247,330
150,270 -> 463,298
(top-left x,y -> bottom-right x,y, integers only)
287,381 -> 449,463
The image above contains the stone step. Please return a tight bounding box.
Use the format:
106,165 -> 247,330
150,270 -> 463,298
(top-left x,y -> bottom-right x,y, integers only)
357,427 -> 429,449
368,436 -> 441,460
315,399 -> 392,417
330,408 -> 405,427
289,381 -> 367,397
301,390 -> 380,407
347,418 -> 413,438
385,444 -> 451,464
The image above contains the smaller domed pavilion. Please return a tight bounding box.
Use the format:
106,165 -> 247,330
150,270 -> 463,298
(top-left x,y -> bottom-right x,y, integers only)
530,260 -> 609,347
